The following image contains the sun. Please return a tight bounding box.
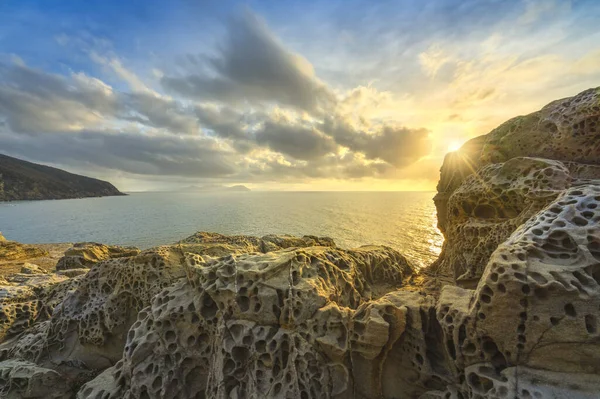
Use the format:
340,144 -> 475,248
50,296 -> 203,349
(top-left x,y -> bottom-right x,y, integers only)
447,140 -> 463,153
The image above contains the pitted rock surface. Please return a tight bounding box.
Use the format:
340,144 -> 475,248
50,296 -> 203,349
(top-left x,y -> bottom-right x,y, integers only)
177,231 -> 336,256
77,246 -> 417,399
0,273 -> 75,344
424,185 -> 600,398
0,239 -> 48,262
36,247 -> 188,371
0,359 -> 72,398
56,242 -> 140,270
431,157 -> 600,285
434,86 -> 600,284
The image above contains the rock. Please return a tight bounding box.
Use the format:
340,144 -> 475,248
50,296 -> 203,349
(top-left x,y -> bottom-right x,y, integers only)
0,273 -> 77,343
0,232 -> 5,241
78,246 -> 416,398
36,247 -> 187,372
0,240 -> 48,262
431,157 -> 600,286
56,268 -> 89,278
433,86 -> 600,284
426,185 -> 600,398
177,231 -> 336,256
55,242 -> 140,270
20,263 -> 45,274
0,359 -> 72,399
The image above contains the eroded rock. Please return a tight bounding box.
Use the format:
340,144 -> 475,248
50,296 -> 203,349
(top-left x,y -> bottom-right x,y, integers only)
0,359 -> 72,399
78,246 -> 417,398
0,239 -> 48,262
431,157 -> 600,286
56,242 -> 140,270
428,185 -> 600,398
433,87 -> 600,284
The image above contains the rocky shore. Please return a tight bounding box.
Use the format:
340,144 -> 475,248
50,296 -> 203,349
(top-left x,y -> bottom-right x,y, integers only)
0,87 -> 599,398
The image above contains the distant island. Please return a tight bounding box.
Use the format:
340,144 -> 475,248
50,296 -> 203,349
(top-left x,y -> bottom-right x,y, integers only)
0,153 -> 125,201
180,184 -> 251,192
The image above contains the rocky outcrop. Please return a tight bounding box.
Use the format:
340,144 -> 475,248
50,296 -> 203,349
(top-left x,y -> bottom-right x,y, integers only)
431,157 -> 600,286
0,239 -> 48,262
77,245 -> 416,399
0,360 -> 73,398
177,231 -> 336,256
0,153 -> 125,201
1,87 -> 600,398
55,242 -> 140,270
433,87 -> 600,285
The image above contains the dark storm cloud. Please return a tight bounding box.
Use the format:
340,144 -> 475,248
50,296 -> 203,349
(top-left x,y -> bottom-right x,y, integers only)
161,11 -> 335,113
0,130 -> 236,177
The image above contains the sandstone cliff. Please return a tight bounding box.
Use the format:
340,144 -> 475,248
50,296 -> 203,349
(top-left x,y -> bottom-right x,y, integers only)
0,153 -> 125,201
0,87 -> 599,398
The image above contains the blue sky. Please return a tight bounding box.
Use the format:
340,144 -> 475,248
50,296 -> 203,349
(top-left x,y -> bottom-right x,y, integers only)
1,0 -> 599,190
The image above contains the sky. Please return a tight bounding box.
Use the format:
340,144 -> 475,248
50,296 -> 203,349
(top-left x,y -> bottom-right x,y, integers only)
0,0 -> 599,191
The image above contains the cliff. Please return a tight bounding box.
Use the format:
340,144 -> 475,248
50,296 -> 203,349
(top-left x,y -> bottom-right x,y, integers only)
0,153 -> 125,201
432,86 -> 600,286
0,87 -> 599,398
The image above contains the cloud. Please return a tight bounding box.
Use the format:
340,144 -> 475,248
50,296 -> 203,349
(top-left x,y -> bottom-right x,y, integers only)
321,116 -> 432,168
160,11 -> 335,113
0,62 -> 117,133
0,129 -> 236,178
255,119 -> 337,161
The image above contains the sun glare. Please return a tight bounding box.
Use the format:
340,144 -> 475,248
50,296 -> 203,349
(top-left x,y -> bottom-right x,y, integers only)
447,141 -> 463,152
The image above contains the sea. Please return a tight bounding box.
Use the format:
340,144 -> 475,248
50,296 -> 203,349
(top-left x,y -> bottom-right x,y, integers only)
0,191 -> 443,268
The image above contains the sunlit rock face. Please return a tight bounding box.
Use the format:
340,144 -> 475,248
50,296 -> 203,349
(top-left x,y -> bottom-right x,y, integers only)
426,185 -> 600,399
433,87 -> 600,285
55,242 -> 141,271
77,246 -> 418,399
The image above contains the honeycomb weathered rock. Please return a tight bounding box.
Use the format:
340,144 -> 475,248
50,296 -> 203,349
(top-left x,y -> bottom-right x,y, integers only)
433,86 -> 600,284
77,246 -> 418,399
426,185 -> 600,398
55,242 -> 140,270
431,157 -> 600,286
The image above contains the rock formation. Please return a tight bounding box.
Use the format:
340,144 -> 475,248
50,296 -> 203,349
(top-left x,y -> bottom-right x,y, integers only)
0,239 -> 48,262
56,243 -> 141,270
0,87 -> 599,398
433,87 -> 600,286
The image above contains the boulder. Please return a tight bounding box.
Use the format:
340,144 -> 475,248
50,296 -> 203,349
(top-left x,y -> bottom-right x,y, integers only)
431,157 -> 600,286
0,240 -> 48,262
427,185 -> 600,398
20,263 -> 45,274
176,231 -> 336,256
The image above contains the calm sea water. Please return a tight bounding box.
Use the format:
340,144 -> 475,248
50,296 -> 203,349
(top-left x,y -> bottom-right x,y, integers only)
0,191 -> 442,268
